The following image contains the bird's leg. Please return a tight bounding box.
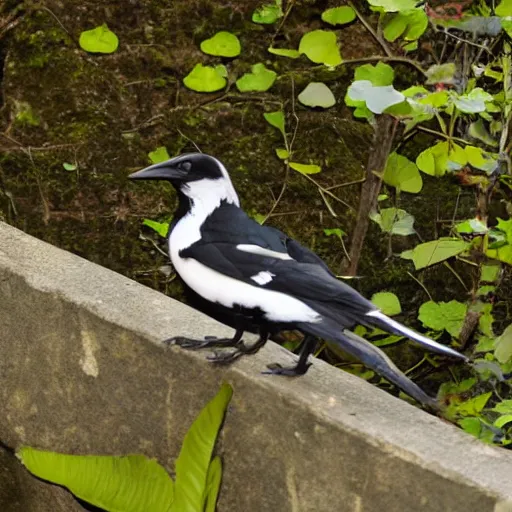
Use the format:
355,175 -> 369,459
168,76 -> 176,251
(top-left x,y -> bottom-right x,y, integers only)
263,335 -> 317,376
165,328 -> 244,350
207,329 -> 269,364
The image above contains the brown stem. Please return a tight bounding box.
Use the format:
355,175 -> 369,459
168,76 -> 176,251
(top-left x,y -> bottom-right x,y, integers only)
342,115 -> 399,276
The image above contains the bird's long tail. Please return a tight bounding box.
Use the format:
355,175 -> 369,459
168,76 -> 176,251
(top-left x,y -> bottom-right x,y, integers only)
366,310 -> 468,362
298,320 -> 439,409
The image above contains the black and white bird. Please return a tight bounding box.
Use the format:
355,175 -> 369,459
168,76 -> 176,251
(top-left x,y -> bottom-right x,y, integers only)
130,153 -> 468,408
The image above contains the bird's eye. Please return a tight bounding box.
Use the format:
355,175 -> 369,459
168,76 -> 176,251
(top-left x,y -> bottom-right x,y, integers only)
181,161 -> 192,171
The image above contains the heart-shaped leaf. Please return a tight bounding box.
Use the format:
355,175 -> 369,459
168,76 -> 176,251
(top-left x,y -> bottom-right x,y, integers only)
371,292 -> 402,315
347,80 -> 404,114
252,1 -> 283,24
298,82 -> 336,108
383,152 -> 422,193
200,31 -> 241,57
79,24 -> 119,54
183,64 -> 227,92
321,6 -> 356,25
236,63 -> 277,92
263,111 -> 286,138
354,62 -> 394,85
370,207 -> 415,235
299,30 -> 342,67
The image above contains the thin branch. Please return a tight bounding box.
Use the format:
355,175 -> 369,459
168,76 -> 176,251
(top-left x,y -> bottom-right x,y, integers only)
406,271 -> 433,301
416,126 -> 469,145
347,0 -> 392,57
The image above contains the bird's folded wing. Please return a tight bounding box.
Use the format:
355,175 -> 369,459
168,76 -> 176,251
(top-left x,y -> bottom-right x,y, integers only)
179,241 -> 373,315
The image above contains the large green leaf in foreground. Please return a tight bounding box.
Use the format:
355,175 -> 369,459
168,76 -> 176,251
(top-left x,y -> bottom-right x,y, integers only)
18,450 -> 174,512
171,382 -> 233,512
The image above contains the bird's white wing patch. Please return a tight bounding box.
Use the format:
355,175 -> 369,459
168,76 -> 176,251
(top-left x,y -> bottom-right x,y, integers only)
250,271 -> 276,285
236,244 -> 293,260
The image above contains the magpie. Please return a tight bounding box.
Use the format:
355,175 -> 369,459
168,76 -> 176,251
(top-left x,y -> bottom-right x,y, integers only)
129,152 -> 468,408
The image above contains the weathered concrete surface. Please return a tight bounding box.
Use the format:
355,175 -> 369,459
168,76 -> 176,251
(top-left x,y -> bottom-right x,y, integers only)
1,220 -> 512,512
0,445 -> 84,511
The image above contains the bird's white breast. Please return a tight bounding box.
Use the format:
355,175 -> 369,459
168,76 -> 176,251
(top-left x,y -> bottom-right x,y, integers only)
169,214 -> 321,324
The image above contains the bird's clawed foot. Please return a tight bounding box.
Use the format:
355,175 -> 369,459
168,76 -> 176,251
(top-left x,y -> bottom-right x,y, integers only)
164,335 -> 242,350
207,336 -> 267,364
262,361 -> 312,377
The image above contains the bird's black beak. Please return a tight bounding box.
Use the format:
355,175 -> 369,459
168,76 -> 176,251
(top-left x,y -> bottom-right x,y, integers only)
128,159 -> 187,181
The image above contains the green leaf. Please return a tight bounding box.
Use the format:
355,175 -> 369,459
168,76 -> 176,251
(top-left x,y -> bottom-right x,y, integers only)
344,92 -> 374,121
464,146 -> 498,173
143,219 -> 169,238
79,24 -> 119,54
172,382 -> 233,512
263,111 -> 286,138
481,264 -> 500,282
347,81 -> 404,114
299,30 -> 342,67
252,1 -> 283,24
214,64 -> 228,78
403,41 -> 418,51
402,238 -> 469,270
383,10 -> 428,41
418,300 -> 467,337
250,211 -> 266,224
324,227 -> 346,239
203,456 -> 222,512
268,47 -> 300,58
18,449 -> 174,512
370,207 -> 415,236
371,292 -> 402,316
493,400 -> 512,414
474,335 -> 495,352
486,218 -> 512,265
416,142 -> 467,176
200,31 -> 241,57
455,218 -> 488,235
289,162 -> 321,175
183,64 -> 226,93
457,392 -> 492,416
236,63 -> 276,92
468,119 -> 498,147
354,62 -> 394,86
383,152 -> 422,193
494,414 -> 512,428
367,0 -> 418,11
148,146 -> 170,164
63,162 -> 77,171
425,63 -> 457,85
275,148 -> 289,160
459,417 -> 482,437
454,88 -> 494,114
495,324 -> 512,364
298,82 -> 336,108
496,0 -> 512,17
321,6 -> 356,25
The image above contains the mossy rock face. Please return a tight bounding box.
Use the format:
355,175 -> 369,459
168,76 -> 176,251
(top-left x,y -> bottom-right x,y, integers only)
0,0 -> 484,379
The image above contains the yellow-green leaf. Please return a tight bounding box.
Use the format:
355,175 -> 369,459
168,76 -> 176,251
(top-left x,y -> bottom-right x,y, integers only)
289,162 -> 321,175
79,24 -> 119,54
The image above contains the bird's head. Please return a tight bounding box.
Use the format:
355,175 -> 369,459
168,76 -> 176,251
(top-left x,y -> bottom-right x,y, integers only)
129,152 -> 239,206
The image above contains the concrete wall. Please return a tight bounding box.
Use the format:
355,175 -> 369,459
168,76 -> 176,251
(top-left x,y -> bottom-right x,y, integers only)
1,220 -> 512,512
